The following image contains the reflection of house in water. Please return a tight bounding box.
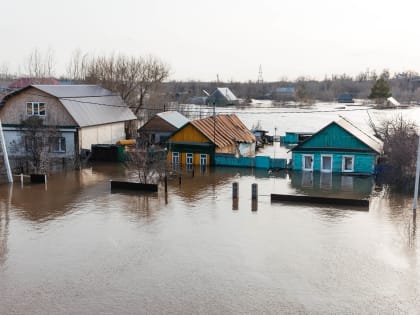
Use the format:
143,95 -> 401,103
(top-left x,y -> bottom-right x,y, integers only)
168,166 -> 273,202
0,189 -> 10,265
290,171 -> 374,199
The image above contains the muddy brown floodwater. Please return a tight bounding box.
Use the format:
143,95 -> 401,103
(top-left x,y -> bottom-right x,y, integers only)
1,103 -> 420,314
0,162 -> 419,315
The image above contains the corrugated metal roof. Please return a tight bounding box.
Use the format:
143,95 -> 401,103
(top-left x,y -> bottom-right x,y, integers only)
335,118 -> 383,154
32,84 -> 114,98
191,114 -> 255,148
157,111 -> 189,129
31,85 -> 136,127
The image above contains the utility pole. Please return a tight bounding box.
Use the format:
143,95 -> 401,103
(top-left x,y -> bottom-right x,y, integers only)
0,118 -> 13,183
413,134 -> 420,212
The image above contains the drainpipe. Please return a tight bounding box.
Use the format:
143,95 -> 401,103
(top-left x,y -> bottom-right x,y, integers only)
0,118 -> 13,183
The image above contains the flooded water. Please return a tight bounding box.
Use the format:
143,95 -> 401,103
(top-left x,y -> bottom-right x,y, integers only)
1,103 -> 420,314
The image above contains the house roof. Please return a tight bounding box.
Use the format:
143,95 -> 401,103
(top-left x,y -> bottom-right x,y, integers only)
156,111 -> 189,129
212,87 -> 238,102
191,114 -> 255,148
1,84 -> 136,127
8,77 -> 60,89
291,117 -> 383,154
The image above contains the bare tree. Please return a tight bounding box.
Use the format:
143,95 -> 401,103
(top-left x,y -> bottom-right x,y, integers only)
24,48 -> 56,78
66,49 -> 89,82
124,133 -> 166,184
66,53 -> 170,118
371,115 -> 419,188
19,116 -> 61,174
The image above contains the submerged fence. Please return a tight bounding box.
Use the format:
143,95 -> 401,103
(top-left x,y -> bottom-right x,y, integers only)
215,154 -> 288,170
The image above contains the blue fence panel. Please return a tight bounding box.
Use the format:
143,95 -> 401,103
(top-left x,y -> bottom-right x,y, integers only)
215,154 -> 288,170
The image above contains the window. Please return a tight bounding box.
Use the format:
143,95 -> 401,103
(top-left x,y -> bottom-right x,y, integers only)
321,154 -> 332,172
302,154 -> 313,171
51,137 -> 66,153
27,102 -> 46,116
342,155 -> 354,172
200,154 -> 207,166
172,152 -> 180,164
186,153 -> 193,165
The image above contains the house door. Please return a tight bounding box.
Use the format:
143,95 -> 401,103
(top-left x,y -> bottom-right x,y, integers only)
321,154 -> 332,172
302,154 -> 314,171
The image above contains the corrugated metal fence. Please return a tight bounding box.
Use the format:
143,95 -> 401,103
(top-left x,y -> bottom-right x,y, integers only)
215,154 -> 288,170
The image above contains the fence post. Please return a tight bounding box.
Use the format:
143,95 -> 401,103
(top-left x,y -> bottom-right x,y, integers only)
232,182 -> 238,210
251,183 -> 258,211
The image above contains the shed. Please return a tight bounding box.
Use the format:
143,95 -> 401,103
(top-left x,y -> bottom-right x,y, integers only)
207,87 -> 239,106
138,111 -> 189,145
337,93 -> 354,103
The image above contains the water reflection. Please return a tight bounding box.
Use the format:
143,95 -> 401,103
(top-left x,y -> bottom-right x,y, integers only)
290,171 -> 374,199
0,185 -> 11,265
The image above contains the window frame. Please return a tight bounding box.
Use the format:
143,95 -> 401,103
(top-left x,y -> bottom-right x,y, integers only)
186,153 -> 193,166
302,154 -> 314,171
26,102 -> 46,116
172,152 -> 180,164
51,136 -> 66,153
342,155 -> 355,172
321,154 -> 333,173
200,154 -> 207,166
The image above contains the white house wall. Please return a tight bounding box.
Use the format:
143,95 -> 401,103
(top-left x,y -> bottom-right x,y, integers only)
79,122 -> 126,150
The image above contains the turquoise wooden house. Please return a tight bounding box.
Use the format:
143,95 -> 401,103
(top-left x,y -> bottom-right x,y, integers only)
291,118 -> 383,174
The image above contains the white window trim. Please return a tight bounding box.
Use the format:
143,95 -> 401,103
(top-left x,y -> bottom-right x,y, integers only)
200,154 -> 207,166
52,137 -> 66,153
186,153 -> 193,165
342,155 -> 354,172
302,154 -> 314,171
321,154 -> 333,173
26,101 -> 46,116
172,152 -> 180,164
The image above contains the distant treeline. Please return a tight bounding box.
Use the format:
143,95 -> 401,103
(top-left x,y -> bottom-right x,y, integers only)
163,71 -> 420,103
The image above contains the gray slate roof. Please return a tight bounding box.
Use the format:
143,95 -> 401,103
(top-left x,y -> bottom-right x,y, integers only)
157,111 -> 189,129
32,85 -> 136,127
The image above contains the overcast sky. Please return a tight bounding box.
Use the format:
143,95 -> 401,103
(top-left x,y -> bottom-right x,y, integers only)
1,0 -> 419,82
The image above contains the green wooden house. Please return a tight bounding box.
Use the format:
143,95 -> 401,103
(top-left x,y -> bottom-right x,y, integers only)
291,118 -> 383,174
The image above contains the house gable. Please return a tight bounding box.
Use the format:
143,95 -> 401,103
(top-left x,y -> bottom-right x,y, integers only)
293,122 -> 375,153
169,123 -> 211,144
140,116 -> 178,133
0,86 -> 77,127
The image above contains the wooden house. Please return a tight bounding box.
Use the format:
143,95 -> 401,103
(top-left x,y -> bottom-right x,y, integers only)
167,114 -> 256,166
0,84 -> 136,162
291,118 -> 383,174
138,111 -> 189,145
206,87 -> 239,106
